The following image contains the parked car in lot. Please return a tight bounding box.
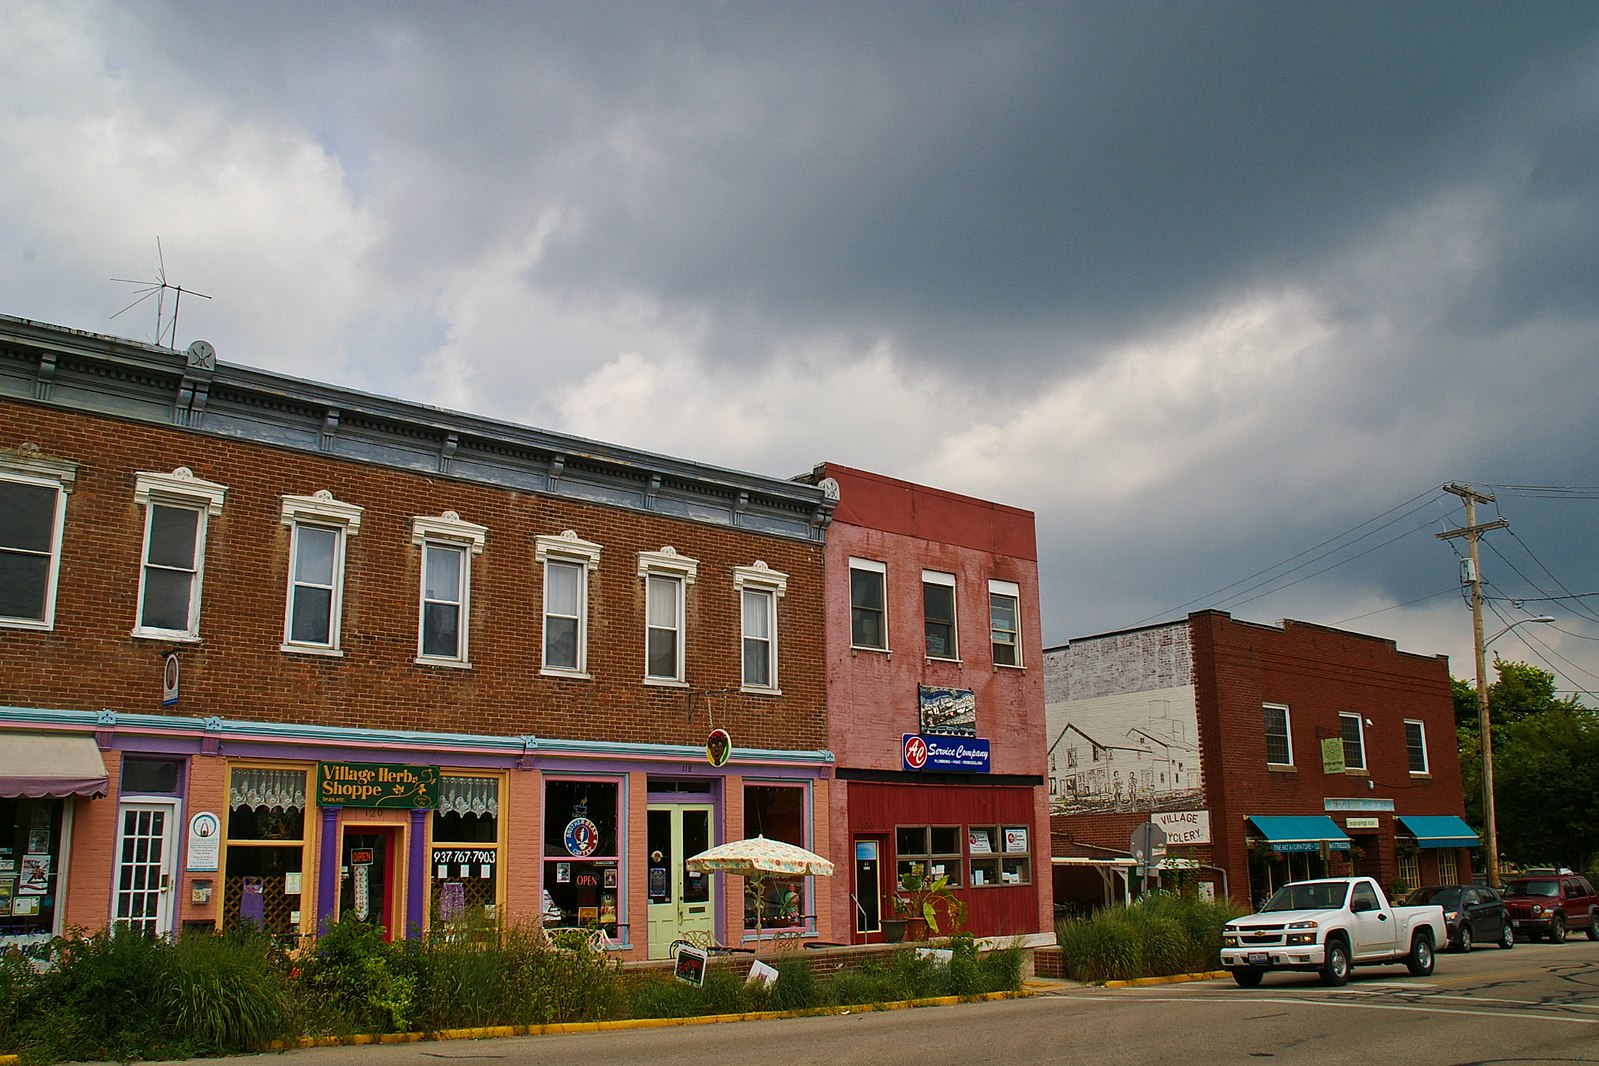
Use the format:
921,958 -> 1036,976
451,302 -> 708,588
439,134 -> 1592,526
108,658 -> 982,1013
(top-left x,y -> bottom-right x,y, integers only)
1501,871 -> 1599,943
1405,884 -> 1513,951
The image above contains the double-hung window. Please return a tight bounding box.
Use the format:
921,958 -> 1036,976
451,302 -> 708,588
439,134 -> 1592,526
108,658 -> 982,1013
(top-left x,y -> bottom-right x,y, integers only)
849,558 -> 887,651
988,579 -> 1021,667
1339,712 -> 1367,771
280,491 -> 362,654
1404,719 -> 1429,775
411,511 -> 487,667
639,547 -> 698,684
734,561 -> 787,693
0,452 -> 75,630
1264,703 -> 1293,766
133,467 -> 227,640
536,530 -> 602,677
923,570 -> 957,660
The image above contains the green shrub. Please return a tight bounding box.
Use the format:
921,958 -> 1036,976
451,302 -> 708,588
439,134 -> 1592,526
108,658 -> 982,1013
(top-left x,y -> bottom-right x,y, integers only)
1057,893 -> 1247,982
298,915 -> 415,1033
159,927 -> 294,1053
768,958 -> 820,1012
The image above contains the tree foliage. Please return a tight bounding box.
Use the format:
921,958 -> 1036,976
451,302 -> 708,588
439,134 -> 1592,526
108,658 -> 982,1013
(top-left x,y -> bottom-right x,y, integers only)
1455,660 -> 1597,873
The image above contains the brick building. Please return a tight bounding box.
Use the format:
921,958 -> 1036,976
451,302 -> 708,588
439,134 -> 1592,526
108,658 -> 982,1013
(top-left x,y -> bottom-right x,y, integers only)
0,314 -> 837,959
1045,611 -> 1474,909
799,464 -> 1053,941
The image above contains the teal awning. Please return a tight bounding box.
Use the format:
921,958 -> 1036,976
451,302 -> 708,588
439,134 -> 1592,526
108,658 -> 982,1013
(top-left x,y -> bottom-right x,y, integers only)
1397,815 -> 1479,849
1248,815 -> 1351,853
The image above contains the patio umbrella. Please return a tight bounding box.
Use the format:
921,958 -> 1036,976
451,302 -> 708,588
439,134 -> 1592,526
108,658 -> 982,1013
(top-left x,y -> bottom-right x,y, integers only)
686,835 -> 834,947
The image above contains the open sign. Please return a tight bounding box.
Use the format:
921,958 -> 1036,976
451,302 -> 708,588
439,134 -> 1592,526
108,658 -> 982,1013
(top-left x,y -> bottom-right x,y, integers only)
350,848 -> 374,866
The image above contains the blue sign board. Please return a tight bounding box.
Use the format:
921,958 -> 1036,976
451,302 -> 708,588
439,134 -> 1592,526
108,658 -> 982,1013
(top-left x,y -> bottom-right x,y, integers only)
902,733 -> 991,773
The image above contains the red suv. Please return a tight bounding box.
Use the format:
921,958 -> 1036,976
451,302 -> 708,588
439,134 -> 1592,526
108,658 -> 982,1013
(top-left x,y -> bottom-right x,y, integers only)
1501,872 -> 1599,943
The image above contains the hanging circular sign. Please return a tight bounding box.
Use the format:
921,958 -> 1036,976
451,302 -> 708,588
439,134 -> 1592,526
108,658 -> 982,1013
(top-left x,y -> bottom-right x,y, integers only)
564,816 -> 600,857
706,728 -> 732,767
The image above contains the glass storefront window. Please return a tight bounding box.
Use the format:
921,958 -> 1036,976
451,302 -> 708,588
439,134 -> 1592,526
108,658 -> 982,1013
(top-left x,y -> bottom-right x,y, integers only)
223,767 -> 307,939
543,779 -> 620,936
744,785 -> 808,929
432,776 -> 500,927
0,797 -> 64,941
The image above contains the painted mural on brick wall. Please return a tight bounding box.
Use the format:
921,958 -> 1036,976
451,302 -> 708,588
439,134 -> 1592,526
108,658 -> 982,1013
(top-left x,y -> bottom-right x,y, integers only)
1044,687 -> 1203,815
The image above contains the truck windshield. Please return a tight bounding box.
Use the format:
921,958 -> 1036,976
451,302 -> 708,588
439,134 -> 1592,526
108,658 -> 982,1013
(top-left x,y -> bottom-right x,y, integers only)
1262,882 -> 1348,912
1508,880 -> 1558,897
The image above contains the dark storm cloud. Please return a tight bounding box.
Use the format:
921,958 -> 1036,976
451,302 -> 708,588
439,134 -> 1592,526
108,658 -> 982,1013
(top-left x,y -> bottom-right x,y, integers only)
107,2 -> 1599,373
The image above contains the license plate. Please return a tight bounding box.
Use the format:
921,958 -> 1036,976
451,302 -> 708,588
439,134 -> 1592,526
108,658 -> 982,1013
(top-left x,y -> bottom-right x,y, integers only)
1248,953 -> 1269,965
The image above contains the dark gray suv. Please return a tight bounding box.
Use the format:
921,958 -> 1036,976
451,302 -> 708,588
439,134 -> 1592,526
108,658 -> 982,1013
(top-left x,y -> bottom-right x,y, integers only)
1405,884 -> 1512,951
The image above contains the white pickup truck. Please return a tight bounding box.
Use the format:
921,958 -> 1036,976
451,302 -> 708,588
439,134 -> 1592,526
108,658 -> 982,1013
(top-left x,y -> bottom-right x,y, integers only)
1221,876 -> 1448,987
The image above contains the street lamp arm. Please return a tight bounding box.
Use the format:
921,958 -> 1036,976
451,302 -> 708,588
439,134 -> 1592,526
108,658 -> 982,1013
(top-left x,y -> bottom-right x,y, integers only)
1485,616 -> 1555,647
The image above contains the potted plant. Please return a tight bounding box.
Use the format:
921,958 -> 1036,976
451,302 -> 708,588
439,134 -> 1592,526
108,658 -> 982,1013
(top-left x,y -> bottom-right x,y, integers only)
894,862 -> 967,940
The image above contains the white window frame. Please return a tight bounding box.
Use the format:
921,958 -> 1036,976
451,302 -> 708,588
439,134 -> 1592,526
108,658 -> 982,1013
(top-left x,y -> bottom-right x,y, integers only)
734,560 -> 787,694
922,569 -> 958,662
0,451 -> 76,630
132,467 -> 227,641
638,546 -> 698,686
279,491 -> 362,656
988,578 -> 1022,668
1404,719 -> 1430,776
849,557 -> 888,652
1264,703 -> 1293,767
411,511 -> 487,667
535,530 -> 602,678
1339,711 -> 1367,771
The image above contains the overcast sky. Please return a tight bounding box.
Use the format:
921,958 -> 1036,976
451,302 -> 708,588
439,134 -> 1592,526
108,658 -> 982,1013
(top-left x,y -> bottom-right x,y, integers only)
5,1 -> 1598,700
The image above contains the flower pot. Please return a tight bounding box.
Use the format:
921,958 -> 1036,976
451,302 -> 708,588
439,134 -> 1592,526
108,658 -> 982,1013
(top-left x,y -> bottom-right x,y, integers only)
881,918 -> 907,943
904,917 -> 930,941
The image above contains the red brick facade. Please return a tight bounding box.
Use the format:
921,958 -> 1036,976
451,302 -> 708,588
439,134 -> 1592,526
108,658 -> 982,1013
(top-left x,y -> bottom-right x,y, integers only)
0,401 -> 825,748
1048,611 -> 1470,909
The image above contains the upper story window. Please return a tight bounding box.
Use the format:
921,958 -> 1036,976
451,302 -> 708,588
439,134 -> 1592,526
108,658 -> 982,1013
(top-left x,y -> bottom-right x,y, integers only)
280,491 -> 363,655
1264,703 -> 1293,766
0,449 -> 76,630
734,561 -> 787,694
988,579 -> 1021,667
411,511 -> 487,667
536,530 -> 602,678
922,570 -> 957,660
1339,712 -> 1367,771
133,467 -> 227,640
638,546 -> 698,685
1404,719 -> 1429,775
849,557 -> 887,651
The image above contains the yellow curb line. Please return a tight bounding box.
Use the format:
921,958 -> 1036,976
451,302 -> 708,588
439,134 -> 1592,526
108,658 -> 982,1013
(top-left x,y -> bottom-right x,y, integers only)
1102,970 -> 1227,988
1,1054 -> 18,1066
263,990 -> 1027,1051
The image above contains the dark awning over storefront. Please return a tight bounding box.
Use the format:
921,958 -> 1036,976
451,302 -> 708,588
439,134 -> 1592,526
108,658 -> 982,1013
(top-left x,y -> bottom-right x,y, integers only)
0,734 -> 109,798
1248,815 -> 1351,853
1396,814 -> 1479,849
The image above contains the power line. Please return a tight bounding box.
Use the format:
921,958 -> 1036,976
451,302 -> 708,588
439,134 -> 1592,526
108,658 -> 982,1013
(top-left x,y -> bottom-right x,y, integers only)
1127,487 -> 1445,626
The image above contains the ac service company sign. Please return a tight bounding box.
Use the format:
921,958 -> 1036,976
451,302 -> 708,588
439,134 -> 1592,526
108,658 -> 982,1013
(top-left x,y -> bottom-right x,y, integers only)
902,734 -> 991,773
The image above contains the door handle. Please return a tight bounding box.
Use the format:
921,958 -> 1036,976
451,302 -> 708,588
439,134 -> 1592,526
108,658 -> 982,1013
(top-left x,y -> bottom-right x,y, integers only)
160,873 -> 171,893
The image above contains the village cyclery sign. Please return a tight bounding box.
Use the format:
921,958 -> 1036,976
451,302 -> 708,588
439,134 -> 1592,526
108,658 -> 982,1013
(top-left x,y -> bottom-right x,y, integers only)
317,761 -> 442,809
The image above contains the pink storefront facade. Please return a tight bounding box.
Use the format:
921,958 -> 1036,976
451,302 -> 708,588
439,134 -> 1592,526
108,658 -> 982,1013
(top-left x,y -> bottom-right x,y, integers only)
803,464 -> 1054,942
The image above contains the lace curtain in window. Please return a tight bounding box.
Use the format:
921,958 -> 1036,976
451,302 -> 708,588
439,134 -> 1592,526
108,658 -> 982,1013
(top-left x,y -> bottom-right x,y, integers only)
438,776 -> 499,817
229,768 -> 308,812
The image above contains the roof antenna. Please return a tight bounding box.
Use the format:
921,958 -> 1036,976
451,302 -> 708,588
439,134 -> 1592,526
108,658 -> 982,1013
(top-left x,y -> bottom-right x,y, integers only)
111,237 -> 211,348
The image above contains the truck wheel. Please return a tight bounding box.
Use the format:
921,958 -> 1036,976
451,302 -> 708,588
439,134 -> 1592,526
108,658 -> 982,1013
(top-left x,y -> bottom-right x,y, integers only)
1587,911 -> 1599,941
1550,916 -> 1567,944
1455,925 -> 1472,952
1320,938 -> 1350,986
1232,968 -> 1264,988
1406,931 -> 1435,977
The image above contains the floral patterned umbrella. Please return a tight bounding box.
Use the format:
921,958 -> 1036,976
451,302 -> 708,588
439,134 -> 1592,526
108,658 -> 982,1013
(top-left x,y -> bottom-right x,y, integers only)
686,835 -> 834,947
686,835 -> 835,877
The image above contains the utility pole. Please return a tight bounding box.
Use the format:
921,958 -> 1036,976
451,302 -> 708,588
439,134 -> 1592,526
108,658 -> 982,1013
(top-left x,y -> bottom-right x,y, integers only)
1436,483 -> 1509,887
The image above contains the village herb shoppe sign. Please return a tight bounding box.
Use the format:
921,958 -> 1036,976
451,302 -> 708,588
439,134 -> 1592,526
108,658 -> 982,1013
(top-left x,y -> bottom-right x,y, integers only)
317,761 -> 442,808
